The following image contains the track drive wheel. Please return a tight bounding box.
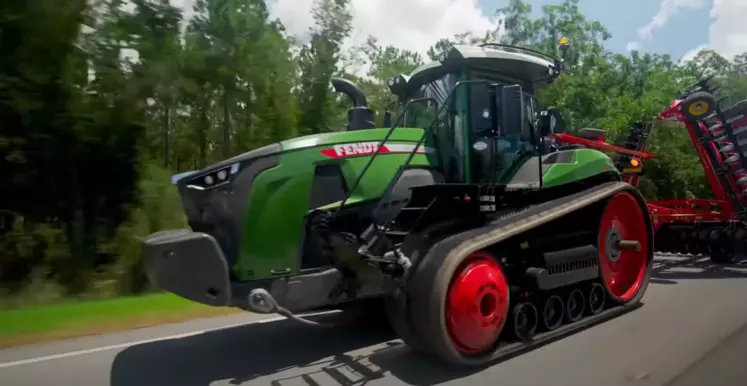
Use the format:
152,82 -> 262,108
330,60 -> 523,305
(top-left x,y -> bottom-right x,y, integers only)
597,191 -> 653,304
680,91 -> 717,121
407,250 -> 510,367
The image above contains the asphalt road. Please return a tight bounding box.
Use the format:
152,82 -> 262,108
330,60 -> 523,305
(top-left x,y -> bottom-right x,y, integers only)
2,254 -> 747,386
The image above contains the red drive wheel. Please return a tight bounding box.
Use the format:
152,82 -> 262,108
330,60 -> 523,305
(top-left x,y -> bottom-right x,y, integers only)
445,252 -> 510,355
598,191 -> 652,303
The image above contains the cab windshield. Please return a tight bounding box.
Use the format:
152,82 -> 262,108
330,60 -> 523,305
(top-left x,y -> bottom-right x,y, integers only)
399,70 -> 540,184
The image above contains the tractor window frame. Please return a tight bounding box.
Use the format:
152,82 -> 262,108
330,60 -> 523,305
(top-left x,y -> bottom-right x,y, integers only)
462,70 -> 544,183
406,71 -> 468,182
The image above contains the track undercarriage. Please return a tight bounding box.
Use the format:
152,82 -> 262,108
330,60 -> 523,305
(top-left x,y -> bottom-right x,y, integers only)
330,177 -> 655,367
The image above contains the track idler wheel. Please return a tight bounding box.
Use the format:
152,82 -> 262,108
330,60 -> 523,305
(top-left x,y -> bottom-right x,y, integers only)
540,295 -> 564,331
597,191 -> 653,304
564,289 -> 585,323
405,249 -> 510,366
510,302 -> 539,341
586,283 -> 606,315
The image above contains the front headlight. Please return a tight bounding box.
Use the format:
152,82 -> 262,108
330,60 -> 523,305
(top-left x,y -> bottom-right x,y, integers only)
185,163 -> 240,191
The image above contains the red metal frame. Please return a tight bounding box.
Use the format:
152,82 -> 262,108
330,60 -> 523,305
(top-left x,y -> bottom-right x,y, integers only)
551,98 -> 747,231
550,133 -> 655,161
657,100 -> 733,204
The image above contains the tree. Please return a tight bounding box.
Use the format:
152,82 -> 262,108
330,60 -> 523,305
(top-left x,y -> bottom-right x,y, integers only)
297,0 -> 353,134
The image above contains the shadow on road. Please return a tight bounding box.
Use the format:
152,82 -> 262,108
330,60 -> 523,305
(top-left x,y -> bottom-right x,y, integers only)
109,312 -> 474,386
110,256 -> 699,386
651,254 -> 747,285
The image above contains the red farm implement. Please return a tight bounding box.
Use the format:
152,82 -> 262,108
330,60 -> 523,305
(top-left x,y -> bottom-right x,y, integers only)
552,77 -> 747,264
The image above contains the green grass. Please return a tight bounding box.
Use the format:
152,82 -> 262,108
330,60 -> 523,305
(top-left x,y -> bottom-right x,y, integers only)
0,293 -> 239,348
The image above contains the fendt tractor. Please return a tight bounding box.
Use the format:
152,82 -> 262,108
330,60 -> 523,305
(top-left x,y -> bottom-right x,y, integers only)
143,39 -> 654,367
553,78 -> 747,264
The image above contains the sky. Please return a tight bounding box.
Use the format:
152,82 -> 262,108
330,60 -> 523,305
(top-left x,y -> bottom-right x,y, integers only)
170,0 -> 747,63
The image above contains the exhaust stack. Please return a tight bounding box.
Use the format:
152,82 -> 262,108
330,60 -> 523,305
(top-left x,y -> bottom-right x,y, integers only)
331,77 -> 376,131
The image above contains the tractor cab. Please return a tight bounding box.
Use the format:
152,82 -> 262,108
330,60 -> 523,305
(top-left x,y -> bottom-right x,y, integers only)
386,42 -> 569,187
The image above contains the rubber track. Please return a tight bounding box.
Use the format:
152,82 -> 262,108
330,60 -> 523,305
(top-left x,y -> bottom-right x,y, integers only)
403,181 -> 653,367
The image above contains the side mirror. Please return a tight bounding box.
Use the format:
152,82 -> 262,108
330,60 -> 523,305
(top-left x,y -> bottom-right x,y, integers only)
538,110 -> 553,137
382,110 -> 393,128
500,84 -> 525,136
538,108 -> 565,136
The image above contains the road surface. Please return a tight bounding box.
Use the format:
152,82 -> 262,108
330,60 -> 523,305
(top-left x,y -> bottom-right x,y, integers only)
2,254 -> 747,386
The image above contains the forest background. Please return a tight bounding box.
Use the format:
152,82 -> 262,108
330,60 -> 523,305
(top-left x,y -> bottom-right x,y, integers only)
2,0 -> 746,308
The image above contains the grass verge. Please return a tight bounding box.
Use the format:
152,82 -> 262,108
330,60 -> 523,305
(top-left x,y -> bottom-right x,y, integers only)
0,293 -> 241,349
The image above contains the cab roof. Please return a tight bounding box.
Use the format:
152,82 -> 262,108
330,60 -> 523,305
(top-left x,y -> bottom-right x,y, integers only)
391,44 -> 560,97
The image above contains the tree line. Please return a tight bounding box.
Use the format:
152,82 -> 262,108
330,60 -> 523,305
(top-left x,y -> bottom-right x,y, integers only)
1,0 -> 746,305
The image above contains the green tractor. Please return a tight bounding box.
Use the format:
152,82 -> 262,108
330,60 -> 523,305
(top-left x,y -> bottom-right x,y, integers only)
143,39 -> 654,367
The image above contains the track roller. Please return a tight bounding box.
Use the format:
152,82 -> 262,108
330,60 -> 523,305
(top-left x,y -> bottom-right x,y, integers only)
586,283 -> 606,315
511,302 -> 539,341
564,289 -> 585,322
540,295 -> 564,331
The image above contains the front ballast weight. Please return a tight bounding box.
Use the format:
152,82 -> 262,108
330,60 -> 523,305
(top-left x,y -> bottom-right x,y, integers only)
382,181 -> 653,368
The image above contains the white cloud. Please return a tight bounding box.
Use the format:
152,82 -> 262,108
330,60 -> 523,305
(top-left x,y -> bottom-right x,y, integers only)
681,43 -> 708,62
637,0 -> 707,41
166,1 -> 501,56
163,0 -> 497,77
679,0 -> 747,62
267,0 -> 499,57
625,41 -> 641,51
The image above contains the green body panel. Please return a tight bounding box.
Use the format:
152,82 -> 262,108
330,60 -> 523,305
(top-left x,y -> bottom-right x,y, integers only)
541,149 -> 618,187
235,128 -> 437,281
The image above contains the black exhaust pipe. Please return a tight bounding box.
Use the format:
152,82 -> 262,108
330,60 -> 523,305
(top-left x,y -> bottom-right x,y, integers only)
330,77 -> 375,131
331,77 -> 368,107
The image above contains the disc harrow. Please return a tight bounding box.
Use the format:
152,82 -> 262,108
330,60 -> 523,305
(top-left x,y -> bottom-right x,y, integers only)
552,77 -> 747,264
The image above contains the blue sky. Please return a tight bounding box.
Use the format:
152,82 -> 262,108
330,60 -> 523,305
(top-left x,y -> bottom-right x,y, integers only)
266,0 -> 744,64
477,0 -> 711,60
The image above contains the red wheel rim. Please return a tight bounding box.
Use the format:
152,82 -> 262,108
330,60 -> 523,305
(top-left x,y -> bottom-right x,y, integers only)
598,192 -> 649,302
445,252 -> 509,354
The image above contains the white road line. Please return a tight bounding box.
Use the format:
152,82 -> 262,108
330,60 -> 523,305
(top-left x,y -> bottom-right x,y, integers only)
0,311 -> 337,369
